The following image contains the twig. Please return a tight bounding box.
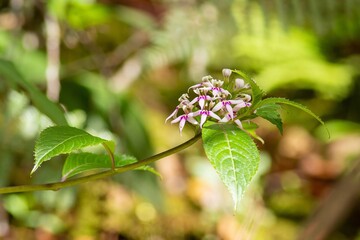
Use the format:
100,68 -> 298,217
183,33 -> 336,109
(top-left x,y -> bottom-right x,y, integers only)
0,133 -> 201,194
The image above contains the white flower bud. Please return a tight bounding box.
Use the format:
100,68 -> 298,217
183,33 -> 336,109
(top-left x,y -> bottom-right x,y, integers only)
202,75 -> 213,82
234,78 -> 245,89
222,68 -> 232,78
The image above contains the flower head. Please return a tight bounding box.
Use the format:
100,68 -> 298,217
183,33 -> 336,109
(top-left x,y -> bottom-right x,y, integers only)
166,68 -> 252,133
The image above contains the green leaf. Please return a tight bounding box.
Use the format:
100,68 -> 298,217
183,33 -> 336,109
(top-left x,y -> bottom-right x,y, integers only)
202,123 -> 260,210
255,103 -> 283,134
62,153 -> 161,179
0,58 -> 68,126
242,121 -> 265,144
232,69 -> 265,108
33,126 -> 114,174
258,97 -> 329,136
62,153 -> 136,179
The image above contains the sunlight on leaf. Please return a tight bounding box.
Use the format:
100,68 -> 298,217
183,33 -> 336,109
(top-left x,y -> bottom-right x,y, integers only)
202,122 -> 260,210
33,126 -> 114,175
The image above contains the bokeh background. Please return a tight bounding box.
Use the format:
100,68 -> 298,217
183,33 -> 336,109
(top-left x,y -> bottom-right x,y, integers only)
1,0 -> 360,239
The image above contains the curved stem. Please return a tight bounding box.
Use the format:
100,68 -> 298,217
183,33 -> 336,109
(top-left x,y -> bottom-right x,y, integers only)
0,133 -> 202,194
102,143 -> 115,170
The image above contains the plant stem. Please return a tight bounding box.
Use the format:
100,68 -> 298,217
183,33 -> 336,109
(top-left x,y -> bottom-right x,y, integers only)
102,143 -> 115,170
0,133 -> 201,194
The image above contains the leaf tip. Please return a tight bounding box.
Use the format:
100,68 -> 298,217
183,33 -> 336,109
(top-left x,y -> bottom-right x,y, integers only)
30,165 -> 38,176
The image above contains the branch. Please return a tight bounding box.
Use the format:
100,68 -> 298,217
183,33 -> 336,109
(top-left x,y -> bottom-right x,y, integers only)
0,133 -> 202,194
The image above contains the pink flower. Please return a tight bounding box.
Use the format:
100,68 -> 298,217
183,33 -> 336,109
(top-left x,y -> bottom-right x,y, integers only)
166,68 -> 253,135
171,112 -> 199,134
165,106 -> 180,123
189,95 -> 214,109
212,100 -> 234,119
194,110 -> 221,128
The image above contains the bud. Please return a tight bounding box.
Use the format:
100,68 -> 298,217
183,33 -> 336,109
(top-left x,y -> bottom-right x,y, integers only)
222,68 -> 232,78
234,78 -> 245,89
202,75 -> 213,82
239,93 -> 251,102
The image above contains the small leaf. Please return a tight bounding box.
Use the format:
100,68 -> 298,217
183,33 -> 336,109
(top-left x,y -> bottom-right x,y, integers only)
202,122 -> 260,210
255,103 -> 283,134
232,69 -> 265,108
62,153 -> 161,179
0,59 -> 68,126
258,97 -> 329,137
33,126 -> 114,174
242,121 -> 265,144
62,153 -> 137,179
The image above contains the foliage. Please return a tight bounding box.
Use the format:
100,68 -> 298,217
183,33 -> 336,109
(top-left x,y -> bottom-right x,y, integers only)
0,0 -> 359,238
33,126 -> 115,175
1,66 -> 325,213
165,69 -> 325,209
202,123 -> 260,210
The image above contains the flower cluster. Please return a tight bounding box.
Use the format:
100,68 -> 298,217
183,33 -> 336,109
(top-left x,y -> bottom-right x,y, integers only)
166,69 -> 252,134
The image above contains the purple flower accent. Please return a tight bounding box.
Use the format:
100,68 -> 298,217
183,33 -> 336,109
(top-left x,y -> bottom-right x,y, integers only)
189,95 -> 215,109
166,68 -> 254,133
194,110 -> 221,128
210,87 -> 231,97
212,100 -> 234,119
171,112 -> 199,134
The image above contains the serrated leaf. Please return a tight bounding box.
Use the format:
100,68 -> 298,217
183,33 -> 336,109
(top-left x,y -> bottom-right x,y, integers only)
258,97 -> 329,137
62,153 -> 136,179
0,58 -> 68,126
33,126 -> 114,174
255,103 -> 283,134
62,153 -> 161,179
233,69 -> 265,108
202,123 -> 260,210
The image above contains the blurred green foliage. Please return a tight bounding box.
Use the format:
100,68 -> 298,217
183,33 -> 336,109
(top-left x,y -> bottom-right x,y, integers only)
1,0 -> 360,239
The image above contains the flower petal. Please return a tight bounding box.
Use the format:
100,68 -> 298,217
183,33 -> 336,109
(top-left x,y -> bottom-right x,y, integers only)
199,97 -> 205,109
234,119 -> 243,129
209,111 -> 221,121
219,115 -> 231,123
171,115 -> 183,124
233,102 -> 246,112
212,102 -> 223,112
165,107 -> 179,122
179,117 -> 187,132
200,112 -> 208,127
187,116 -> 199,125
225,104 -> 234,119
189,97 -> 199,106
